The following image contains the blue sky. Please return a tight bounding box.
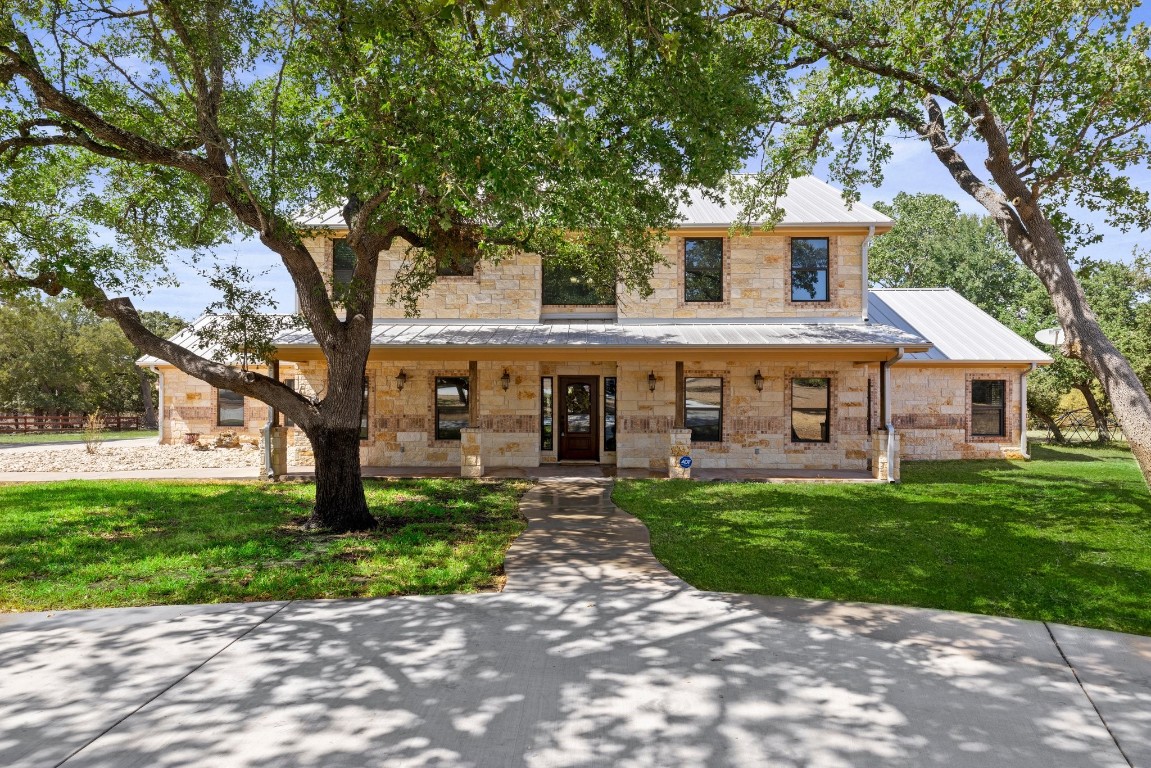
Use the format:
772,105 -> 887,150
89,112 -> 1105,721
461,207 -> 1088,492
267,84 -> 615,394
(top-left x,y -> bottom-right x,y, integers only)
133,4 -> 1151,320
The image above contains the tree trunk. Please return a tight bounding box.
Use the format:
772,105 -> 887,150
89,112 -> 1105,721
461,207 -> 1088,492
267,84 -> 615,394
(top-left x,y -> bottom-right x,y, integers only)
1035,410 -> 1066,444
1074,383 -> 1111,443
138,368 -> 158,430
307,425 -> 377,532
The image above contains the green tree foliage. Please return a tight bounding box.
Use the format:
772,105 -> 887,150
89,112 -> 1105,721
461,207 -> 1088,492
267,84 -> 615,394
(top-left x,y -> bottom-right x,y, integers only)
870,193 -> 1035,325
0,296 -> 184,415
0,1 -> 774,529
869,192 -> 1151,439
729,0 -> 1151,485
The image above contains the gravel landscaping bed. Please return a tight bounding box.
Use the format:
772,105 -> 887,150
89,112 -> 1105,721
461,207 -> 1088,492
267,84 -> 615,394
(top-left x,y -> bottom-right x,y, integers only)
0,443 -> 262,473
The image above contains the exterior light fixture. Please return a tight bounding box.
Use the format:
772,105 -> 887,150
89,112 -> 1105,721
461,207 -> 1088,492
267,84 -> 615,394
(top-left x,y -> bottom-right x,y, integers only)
648,371 -> 657,392
395,369 -> 408,391
500,369 -> 511,391
754,370 -> 764,392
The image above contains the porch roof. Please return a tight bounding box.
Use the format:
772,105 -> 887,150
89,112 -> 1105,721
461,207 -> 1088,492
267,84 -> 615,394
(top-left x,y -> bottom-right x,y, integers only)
273,320 -> 930,361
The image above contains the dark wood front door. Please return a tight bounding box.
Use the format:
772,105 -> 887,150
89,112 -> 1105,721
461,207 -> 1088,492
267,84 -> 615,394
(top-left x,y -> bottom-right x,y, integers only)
558,376 -> 598,461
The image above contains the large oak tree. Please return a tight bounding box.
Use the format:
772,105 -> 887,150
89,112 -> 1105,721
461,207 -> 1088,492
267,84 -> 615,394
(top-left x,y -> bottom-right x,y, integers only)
0,1 -> 773,530
729,0 -> 1151,487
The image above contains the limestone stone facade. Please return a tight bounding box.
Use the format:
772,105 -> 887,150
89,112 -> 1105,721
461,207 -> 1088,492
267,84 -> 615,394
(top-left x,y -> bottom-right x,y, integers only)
148,178 -> 1050,476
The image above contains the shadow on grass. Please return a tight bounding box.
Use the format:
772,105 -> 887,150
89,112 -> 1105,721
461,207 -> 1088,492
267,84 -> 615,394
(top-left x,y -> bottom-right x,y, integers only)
0,479 -> 528,610
613,454 -> 1151,635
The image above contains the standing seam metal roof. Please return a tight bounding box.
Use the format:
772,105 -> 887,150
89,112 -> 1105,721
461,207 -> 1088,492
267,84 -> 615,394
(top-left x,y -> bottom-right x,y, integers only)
295,176 -> 893,229
273,320 -> 929,349
868,289 -> 1052,364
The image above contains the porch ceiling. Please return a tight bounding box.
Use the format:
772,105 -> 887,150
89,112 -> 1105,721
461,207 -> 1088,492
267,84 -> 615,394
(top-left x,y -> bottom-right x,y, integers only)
274,321 -> 931,362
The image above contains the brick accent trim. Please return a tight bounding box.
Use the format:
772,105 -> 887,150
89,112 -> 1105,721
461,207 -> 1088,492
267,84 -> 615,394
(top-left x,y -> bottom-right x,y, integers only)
429,369 -> 471,445
619,415 -> 674,433
784,236 -> 837,309
683,367 -> 730,445
784,368 -> 839,448
676,236 -> 731,308
966,373 -> 1014,444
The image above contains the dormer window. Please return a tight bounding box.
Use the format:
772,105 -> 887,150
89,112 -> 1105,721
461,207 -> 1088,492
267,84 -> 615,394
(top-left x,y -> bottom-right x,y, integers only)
332,238 -> 355,287
791,238 -> 829,302
684,238 -> 723,302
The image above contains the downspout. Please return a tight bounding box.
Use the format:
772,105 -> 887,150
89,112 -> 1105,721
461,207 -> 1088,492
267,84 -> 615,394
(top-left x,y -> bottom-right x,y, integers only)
263,360 -> 281,480
861,225 -> 875,322
881,347 -> 905,482
1020,363 -> 1037,459
149,366 -> 163,444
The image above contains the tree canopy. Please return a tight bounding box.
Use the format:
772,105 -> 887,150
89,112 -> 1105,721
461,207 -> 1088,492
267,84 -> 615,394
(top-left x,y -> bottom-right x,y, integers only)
0,0 -> 776,529
728,0 -> 1151,485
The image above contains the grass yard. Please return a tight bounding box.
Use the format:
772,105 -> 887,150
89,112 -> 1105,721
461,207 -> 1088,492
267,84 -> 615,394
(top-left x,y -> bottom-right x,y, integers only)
0,430 -> 159,445
613,444 -> 1151,636
0,478 -> 528,611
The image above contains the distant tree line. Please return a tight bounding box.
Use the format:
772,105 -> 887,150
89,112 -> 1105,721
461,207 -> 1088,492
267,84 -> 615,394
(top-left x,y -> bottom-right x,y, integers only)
871,193 -> 1151,442
0,296 -> 184,427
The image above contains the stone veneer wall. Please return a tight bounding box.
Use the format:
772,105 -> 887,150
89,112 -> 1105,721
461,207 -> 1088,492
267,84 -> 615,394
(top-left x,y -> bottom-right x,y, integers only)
157,363 -> 299,444
617,234 -> 866,320
305,237 -> 541,321
616,359 -> 872,471
156,359 -> 1030,470
890,365 -> 1028,460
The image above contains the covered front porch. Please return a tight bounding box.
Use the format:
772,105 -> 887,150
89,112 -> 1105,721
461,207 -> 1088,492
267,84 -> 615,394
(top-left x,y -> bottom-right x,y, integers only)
272,319 -> 927,481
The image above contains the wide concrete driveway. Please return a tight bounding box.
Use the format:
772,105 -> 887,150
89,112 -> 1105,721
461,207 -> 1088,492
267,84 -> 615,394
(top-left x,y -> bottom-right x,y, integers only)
2,478 -> 1149,767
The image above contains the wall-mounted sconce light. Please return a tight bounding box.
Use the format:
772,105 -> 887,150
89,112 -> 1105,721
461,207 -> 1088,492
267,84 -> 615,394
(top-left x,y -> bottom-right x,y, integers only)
754,370 -> 764,392
648,371 -> 658,392
395,369 -> 408,391
500,369 -> 511,391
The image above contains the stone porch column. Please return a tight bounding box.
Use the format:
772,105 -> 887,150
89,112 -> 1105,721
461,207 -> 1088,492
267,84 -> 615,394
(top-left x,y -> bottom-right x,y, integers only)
461,428 -> 484,478
872,432 -> 900,482
268,426 -> 288,478
669,428 -> 692,479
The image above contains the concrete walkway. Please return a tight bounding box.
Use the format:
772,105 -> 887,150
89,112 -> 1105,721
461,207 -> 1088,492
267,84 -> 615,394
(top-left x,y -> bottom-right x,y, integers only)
1,479 -> 1149,767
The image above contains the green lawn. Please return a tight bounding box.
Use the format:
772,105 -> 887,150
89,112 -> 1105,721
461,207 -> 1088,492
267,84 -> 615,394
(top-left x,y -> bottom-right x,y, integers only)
613,444 -> 1151,636
0,478 -> 528,611
0,430 -> 159,444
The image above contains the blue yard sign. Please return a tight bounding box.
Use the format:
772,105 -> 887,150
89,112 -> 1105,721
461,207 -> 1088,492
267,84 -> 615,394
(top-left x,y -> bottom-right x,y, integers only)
678,456 -> 692,469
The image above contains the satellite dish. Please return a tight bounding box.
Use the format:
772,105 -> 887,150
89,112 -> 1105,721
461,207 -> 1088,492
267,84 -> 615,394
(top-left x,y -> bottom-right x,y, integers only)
1035,327 -> 1066,346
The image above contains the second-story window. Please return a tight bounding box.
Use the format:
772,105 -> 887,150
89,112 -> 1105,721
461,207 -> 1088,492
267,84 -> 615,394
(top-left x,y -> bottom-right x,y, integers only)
542,260 -> 615,305
332,238 -> 356,288
436,251 -> 476,277
791,238 -> 829,302
684,238 -> 723,302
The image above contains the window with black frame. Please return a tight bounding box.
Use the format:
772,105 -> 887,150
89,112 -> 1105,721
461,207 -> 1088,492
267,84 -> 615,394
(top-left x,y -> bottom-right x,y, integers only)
435,376 -> 470,440
541,260 -> 615,305
435,250 -> 476,277
540,377 -> 553,450
332,238 -> 355,288
791,378 -> 830,442
217,389 -> 245,427
360,379 -> 369,441
971,380 -> 1006,437
684,238 -> 723,302
604,377 -> 617,451
684,377 -> 722,442
283,378 -> 296,428
790,238 -> 829,302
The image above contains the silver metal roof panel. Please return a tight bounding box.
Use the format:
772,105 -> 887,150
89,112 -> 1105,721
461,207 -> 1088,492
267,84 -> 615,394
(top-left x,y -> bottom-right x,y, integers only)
868,289 -> 1052,364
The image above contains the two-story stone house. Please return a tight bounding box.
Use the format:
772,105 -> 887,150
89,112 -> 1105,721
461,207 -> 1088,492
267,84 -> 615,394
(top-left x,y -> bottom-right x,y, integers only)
143,176 -> 1050,479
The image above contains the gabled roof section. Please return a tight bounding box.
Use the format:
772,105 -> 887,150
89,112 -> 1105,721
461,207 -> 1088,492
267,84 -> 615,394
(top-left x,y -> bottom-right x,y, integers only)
680,176 -> 893,229
868,288 -> 1052,365
294,176 -> 894,231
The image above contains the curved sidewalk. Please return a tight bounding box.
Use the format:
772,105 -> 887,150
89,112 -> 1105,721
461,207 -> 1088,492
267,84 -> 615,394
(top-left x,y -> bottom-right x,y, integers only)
1,478 -> 1148,767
